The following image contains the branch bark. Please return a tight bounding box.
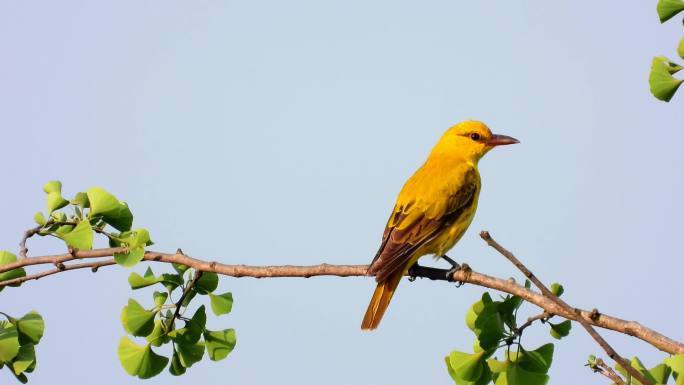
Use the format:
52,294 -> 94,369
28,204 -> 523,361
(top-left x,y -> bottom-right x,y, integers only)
589,357 -> 628,385
479,231 -> 654,385
1,244 -> 682,357
18,224 -> 44,259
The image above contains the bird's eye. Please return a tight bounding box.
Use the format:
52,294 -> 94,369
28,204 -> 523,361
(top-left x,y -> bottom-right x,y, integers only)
469,133 -> 481,141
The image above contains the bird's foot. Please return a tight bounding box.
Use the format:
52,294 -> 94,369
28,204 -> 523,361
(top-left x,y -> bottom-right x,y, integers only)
441,255 -> 471,286
407,262 -> 419,282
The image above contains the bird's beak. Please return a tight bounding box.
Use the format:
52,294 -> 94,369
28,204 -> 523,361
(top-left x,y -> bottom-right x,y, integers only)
485,134 -> 519,146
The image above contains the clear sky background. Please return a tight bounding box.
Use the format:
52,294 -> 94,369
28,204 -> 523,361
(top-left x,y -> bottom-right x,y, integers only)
2,1 -> 683,384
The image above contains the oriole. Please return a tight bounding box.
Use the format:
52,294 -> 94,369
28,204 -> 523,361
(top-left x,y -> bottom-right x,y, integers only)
361,121 -> 518,330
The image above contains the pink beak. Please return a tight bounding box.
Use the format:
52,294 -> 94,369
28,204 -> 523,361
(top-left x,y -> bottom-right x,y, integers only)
486,134 -> 519,146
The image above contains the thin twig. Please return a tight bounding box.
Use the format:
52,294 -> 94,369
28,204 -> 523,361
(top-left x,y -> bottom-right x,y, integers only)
515,311 -> 551,336
171,270 -> 203,327
0,247 -> 682,355
588,357 -> 628,385
18,224 -> 45,259
479,231 -> 654,385
0,260 -> 117,286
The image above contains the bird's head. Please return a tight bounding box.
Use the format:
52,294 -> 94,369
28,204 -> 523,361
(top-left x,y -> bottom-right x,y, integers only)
431,120 -> 519,163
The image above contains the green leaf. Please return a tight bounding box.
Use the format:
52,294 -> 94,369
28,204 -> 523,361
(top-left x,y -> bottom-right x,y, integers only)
0,324 -> 19,363
47,193 -> 69,214
16,312 -> 44,345
11,344 -> 35,376
33,212 -> 46,226
631,357 -> 659,385
176,341 -> 205,368
123,299 -> 156,337
498,363 -> 549,385
71,192 -> 90,208
128,269 -> 182,290
447,356 -> 494,385
549,320 -> 571,340
169,306 -> 206,346
488,359 -> 509,374
465,300 -> 484,332
195,272 -> 219,294
679,37 -> 684,61
53,222 -> 74,236
204,329 -> 236,361
57,219 -> 93,250
44,181 -> 69,214
650,363 -> 671,384
517,344 -> 554,374
550,283 -> 564,297
209,292 -> 234,316
119,229 -> 153,249
657,0 -> 684,23
169,348 -> 186,376
153,291 -> 168,308
87,187 -> 133,231
446,356 -> 459,383
128,268 -> 157,289
466,293 -> 493,332
501,294 -> 523,315
649,57 -> 684,102
665,354 -> 684,378
173,263 -> 190,275
117,337 -> 168,379
43,180 -> 62,194
115,247 -> 145,267
474,310 -> 504,350
448,350 -> 485,381
146,320 -> 169,347
161,274 -> 183,292
0,251 -> 26,291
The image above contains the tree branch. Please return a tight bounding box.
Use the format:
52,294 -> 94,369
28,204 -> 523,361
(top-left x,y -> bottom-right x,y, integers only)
0,259 -> 117,286
18,224 -> 44,259
479,231 -> 654,385
1,245 -> 682,356
587,357 -> 628,385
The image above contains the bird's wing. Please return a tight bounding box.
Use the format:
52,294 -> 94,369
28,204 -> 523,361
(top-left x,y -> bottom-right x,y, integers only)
368,168 -> 478,283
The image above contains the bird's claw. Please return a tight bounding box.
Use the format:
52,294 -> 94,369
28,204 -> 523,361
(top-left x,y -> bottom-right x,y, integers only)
446,261 -> 471,287
441,255 -> 462,282
407,263 -> 419,282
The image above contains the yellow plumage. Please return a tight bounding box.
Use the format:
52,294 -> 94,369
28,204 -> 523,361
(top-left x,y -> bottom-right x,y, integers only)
361,120 -> 518,330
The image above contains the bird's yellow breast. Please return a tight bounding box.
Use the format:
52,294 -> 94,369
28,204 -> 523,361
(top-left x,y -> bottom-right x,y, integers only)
397,156 -> 482,260
428,199 -> 479,256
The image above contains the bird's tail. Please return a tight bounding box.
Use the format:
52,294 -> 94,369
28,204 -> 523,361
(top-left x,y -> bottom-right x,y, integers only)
360,269 -> 404,330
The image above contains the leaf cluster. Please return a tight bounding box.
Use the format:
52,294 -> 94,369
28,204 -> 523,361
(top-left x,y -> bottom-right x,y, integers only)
32,181 -> 153,267
0,311 -> 45,383
1,182 -> 238,382
446,281 -> 571,385
118,266 -> 236,379
650,0 -> 684,101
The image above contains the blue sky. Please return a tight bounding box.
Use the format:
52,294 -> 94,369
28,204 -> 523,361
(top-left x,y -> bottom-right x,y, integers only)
2,1 -> 683,384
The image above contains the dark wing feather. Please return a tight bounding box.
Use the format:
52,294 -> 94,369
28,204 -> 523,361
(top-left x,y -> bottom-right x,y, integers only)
369,174 -> 477,283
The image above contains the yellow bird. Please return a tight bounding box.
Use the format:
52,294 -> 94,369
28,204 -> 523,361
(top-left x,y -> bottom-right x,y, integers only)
361,121 -> 518,330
